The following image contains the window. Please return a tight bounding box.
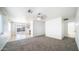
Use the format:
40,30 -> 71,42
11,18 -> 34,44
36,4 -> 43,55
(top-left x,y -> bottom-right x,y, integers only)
0,15 -> 3,34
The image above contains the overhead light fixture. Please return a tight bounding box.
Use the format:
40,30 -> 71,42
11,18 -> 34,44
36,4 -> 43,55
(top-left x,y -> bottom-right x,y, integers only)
28,9 -> 33,14
37,13 -> 47,21
37,17 -> 41,21
27,10 -> 47,21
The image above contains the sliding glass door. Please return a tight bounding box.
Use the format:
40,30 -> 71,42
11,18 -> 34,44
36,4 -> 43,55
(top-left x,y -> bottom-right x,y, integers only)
0,15 -> 3,34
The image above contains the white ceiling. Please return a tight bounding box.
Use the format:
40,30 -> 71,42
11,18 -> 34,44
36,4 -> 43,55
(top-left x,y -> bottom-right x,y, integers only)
3,7 -> 77,20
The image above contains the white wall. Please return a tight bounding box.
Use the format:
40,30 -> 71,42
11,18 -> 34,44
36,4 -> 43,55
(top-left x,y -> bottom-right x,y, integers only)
64,21 -> 68,37
45,17 -> 63,40
11,17 -> 27,23
75,8 -> 79,50
30,21 -> 33,37
33,20 -> 45,36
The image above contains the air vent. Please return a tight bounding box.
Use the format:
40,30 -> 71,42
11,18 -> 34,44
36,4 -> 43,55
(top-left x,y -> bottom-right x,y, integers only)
64,18 -> 68,21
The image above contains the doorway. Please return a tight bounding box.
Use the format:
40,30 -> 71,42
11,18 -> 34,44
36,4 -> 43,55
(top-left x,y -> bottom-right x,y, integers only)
64,21 -> 75,38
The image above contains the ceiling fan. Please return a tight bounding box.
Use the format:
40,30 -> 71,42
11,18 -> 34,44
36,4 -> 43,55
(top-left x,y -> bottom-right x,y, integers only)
28,9 -> 33,14
27,9 -> 47,20
37,13 -> 47,20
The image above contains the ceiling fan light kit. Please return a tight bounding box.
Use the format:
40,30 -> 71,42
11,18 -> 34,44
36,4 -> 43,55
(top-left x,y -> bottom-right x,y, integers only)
27,9 -> 47,21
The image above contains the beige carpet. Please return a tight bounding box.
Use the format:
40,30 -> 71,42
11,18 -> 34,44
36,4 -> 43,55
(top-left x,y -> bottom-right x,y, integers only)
2,36 -> 78,51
